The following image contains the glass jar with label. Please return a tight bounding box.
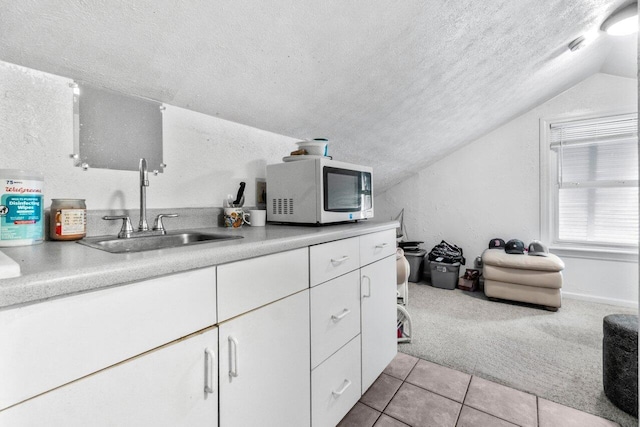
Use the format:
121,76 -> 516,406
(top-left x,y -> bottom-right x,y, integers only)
50,199 -> 87,241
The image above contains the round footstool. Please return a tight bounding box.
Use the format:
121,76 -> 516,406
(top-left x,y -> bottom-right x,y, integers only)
603,314 -> 638,417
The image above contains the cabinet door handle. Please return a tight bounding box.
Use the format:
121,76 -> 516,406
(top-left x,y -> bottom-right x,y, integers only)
204,348 -> 216,394
228,336 -> 239,378
332,379 -> 352,397
375,242 -> 389,249
331,308 -> 351,322
330,255 -> 350,265
362,275 -> 371,298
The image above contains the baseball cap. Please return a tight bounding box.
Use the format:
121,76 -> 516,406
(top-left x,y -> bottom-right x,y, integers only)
528,240 -> 549,257
505,239 -> 525,254
488,238 -> 506,249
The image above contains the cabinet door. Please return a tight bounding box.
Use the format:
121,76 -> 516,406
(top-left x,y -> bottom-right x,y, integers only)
361,255 -> 397,392
219,290 -> 310,427
0,327 -> 218,427
0,266 -> 217,410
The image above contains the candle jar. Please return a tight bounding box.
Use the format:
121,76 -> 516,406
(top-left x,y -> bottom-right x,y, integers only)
50,199 -> 87,241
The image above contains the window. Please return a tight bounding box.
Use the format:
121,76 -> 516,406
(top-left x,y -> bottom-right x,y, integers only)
542,112 -> 638,256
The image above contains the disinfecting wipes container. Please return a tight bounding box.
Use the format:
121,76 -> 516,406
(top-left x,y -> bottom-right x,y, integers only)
0,169 -> 44,246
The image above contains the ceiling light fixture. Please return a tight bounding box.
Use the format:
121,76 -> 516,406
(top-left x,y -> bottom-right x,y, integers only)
601,2 -> 639,36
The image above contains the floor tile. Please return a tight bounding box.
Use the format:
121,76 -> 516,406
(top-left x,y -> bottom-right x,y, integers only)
464,376 -> 537,427
383,352 -> 419,380
384,382 -> 462,427
456,405 -> 518,427
338,402 -> 381,427
405,359 -> 471,403
538,398 -> 620,427
361,373 -> 403,411
373,414 -> 410,427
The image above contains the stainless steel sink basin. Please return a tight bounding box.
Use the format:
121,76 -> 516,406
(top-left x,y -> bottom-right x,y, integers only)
78,231 -> 243,253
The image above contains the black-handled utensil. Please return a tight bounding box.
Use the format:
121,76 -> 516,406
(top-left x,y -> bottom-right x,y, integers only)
233,182 -> 246,206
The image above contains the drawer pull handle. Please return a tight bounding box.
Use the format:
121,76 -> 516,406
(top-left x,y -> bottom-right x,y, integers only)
204,348 -> 216,394
362,275 -> 371,298
229,336 -> 239,378
331,308 -> 351,322
330,255 -> 350,265
332,379 -> 352,397
375,243 -> 389,249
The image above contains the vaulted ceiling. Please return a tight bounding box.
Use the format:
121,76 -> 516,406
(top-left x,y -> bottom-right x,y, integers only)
0,0 -> 636,190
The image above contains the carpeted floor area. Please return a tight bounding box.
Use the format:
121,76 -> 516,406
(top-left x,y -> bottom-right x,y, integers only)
398,281 -> 638,427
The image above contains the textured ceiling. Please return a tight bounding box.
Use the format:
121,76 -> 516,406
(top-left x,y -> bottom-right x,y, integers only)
0,0 -> 636,191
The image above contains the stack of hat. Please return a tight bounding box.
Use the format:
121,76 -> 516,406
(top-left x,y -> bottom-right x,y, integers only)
488,238 -> 549,256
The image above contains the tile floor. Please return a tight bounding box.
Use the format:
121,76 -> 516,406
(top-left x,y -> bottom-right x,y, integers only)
338,352 -> 620,427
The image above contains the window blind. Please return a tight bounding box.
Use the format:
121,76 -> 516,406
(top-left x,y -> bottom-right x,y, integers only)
549,113 -> 638,247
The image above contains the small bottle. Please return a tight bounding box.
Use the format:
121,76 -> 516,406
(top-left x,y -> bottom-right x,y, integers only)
50,199 -> 87,241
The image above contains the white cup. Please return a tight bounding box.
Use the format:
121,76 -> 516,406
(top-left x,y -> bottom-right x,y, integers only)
245,209 -> 266,227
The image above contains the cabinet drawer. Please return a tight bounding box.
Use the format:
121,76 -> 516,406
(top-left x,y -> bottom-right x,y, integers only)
0,266 -> 216,411
217,248 -> 309,322
310,237 -> 360,287
359,229 -> 396,266
311,335 -> 362,427
310,270 -> 360,369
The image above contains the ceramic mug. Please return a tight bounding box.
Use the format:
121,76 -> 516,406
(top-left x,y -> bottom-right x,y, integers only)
223,207 -> 247,228
245,209 -> 266,227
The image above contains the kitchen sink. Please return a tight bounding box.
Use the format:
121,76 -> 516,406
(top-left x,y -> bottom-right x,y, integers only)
78,231 -> 243,253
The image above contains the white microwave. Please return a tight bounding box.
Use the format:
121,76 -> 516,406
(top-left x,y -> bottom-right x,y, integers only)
266,158 -> 373,224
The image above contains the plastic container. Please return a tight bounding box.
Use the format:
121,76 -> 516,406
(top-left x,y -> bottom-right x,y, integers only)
423,259 -> 431,280
50,199 -> 87,241
404,249 -> 427,282
0,169 -> 44,246
430,261 -> 461,290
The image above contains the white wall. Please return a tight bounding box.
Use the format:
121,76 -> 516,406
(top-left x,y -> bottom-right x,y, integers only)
0,60 -> 297,211
376,73 -> 638,307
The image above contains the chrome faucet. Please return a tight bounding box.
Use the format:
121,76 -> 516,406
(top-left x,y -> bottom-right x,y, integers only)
139,158 -> 149,231
103,158 -> 178,238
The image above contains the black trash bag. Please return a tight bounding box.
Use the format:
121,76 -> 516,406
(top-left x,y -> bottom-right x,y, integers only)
427,240 -> 465,265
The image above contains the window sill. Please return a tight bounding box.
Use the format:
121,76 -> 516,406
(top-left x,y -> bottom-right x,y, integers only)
549,245 -> 638,263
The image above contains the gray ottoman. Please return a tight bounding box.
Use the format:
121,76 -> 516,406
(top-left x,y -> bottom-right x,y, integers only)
603,314 -> 638,417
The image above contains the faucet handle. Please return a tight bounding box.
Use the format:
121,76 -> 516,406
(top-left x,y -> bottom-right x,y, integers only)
153,214 -> 179,234
103,215 -> 134,239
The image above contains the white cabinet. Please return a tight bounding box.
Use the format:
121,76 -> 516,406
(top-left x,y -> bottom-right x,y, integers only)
309,229 -> 397,425
219,290 -> 311,427
217,247 -> 311,427
361,254 -> 397,392
0,225 -> 397,427
0,266 -> 217,411
0,327 -> 219,427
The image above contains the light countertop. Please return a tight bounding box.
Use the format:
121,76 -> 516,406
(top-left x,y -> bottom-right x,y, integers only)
0,221 -> 397,310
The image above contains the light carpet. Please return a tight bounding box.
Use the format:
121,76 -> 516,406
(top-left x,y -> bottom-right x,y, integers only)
398,281 -> 638,427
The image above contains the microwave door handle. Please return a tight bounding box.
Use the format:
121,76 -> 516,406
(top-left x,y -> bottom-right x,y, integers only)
360,172 -> 372,210
360,173 -> 371,195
